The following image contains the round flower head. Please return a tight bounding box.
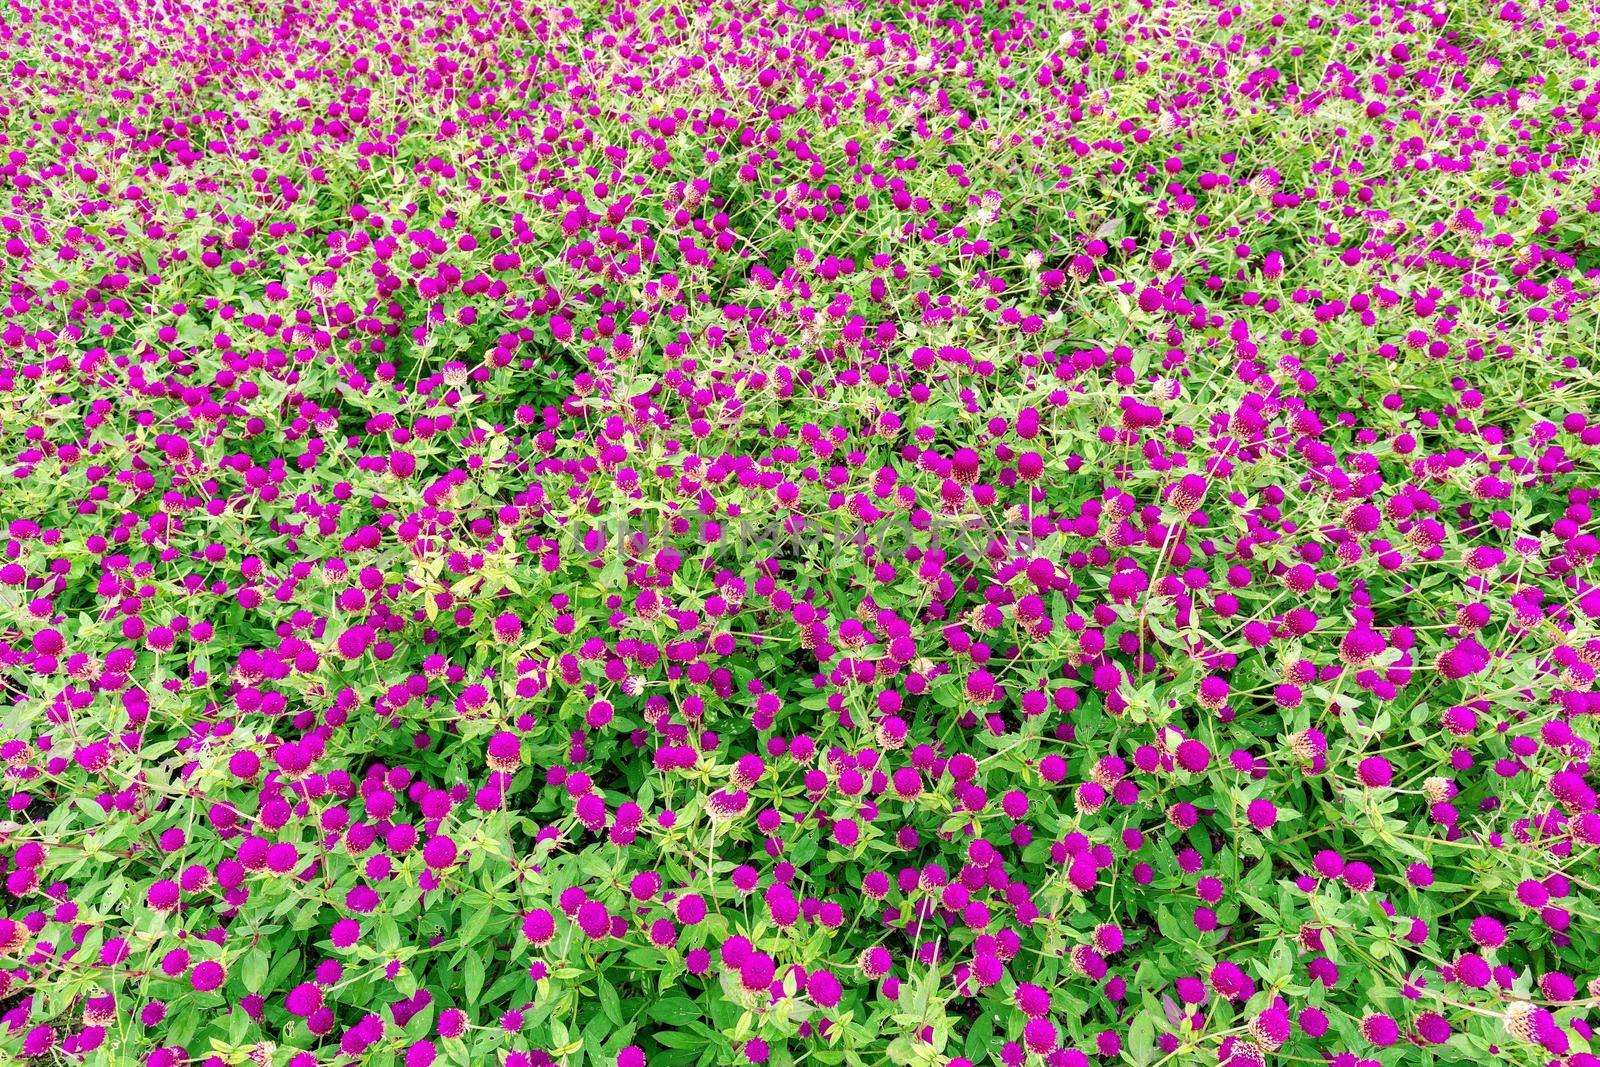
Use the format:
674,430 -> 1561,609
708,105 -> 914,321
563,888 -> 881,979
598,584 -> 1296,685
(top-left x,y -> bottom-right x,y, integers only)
286,983 -> 324,1019
1414,1011 -> 1451,1044
82,993 -> 116,1026
492,613 -> 523,645
808,969 -> 842,1008
1169,473 -> 1209,514
422,836 -> 458,870
1504,1001 -> 1540,1043
1021,1017 -> 1056,1054
1360,1013 -> 1399,1046
1219,1038 -> 1265,1066
571,900 -> 609,940
1246,799 -> 1278,830
1198,676 -> 1230,709
191,961 -> 225,992
1469,915 -> 1507,948
1356,756 -> 1392,787
486,731 -> 521,772
1312,850 -> 1343,879
1248,1008 -> 1290,1051
20,1027 -> 55,1058
859,946 -> 891,979
1014,982 -> 1050,1017
1339,628 -> 1385,665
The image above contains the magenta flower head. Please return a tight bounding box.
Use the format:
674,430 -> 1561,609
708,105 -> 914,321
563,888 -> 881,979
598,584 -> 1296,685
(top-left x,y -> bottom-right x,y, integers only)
1246,799 -> 1278,830
1414,1012 -> 1452,1044
20,1027 -> 54,1059
1022,1017 -> 1057,1054
1249,1007 -> 1290,1051
1197,675 -> 1230,709
808,969 -> 842,1008
577,900 -> 611,939
1356,756 -> 1392,788
422,836 -> 458,871
1015,982 -> 1050,1017
287,983 -> 324,1018
1092,923 -> 1124,954
1359,1013 -> 1399,1047
335,625 -> 374,661
1339,628 -> 1386,666
1312,850 -> 1344,879
1176,739 -> 1211,772
190,961 -> 225,992
521,910 -> 555,946
1169,473 -> 1209,514
486,731 -> 521,772
859,946 -> 892,979
1468,915 -> 1507,949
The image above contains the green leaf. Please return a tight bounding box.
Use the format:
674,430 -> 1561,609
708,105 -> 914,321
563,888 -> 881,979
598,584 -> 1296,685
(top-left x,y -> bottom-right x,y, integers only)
241,947 -> 269,993
964,1015 -> 994,1062
1127,1011 -> 1155,1065
599,978 -> 623,1026
465,951 -> 486,1004
647,997 -> 701,1026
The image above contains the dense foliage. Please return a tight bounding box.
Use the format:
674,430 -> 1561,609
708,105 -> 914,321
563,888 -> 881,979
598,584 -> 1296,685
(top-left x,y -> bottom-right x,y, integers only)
1,0 -> 1599,1063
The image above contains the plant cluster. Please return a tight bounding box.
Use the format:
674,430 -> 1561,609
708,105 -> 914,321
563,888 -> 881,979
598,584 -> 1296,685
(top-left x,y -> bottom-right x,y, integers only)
0,0 -> 1599,1064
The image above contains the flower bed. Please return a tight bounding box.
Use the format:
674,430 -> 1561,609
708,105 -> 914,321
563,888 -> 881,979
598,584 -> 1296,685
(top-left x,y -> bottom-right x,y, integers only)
0,0 -> 1598,1064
